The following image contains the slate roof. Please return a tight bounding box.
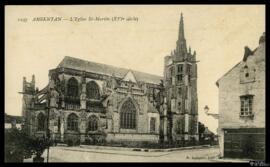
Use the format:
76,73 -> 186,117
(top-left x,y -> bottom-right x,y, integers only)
58,56 -> 163,85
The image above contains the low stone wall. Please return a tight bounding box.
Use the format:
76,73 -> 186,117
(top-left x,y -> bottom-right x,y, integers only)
106,133 -> 159,143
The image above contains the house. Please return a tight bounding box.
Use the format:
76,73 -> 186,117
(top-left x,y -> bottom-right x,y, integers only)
5,113 -> 23,130
216,32 -> 265,159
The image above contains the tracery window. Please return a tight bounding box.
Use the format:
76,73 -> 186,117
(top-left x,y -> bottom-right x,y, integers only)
86,81 -> 100,99
37,113 -> 46,131
120,99 -> 136,129
150,117 -> 156,133
88,115 -> 98,131
67,77 -> 79,97
67,113 -> 78,131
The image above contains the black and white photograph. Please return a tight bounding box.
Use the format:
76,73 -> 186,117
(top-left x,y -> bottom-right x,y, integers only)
4,5 -> 265,163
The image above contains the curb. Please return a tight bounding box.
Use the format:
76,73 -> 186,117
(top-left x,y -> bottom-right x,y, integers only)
79,144 -> 218,152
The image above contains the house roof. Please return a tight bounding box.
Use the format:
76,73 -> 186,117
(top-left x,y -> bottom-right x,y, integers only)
215,62 -> 241,87
58,56 -> 163,85
216,33 -> 265,87
215,46 -> 260,87
5,113 -> 23,124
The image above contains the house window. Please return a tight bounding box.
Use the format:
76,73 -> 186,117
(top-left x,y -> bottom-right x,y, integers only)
67,113 -> 78,131
150,117 -> 156,133
67,77 -> 79,97
88,115 -> 98,131
244,65 -> 249,77
86,81 -> 100,99
37,113 -> 46,131
120,99 -> 136,129
240,95 -> 254,117
240,65 -> 256,83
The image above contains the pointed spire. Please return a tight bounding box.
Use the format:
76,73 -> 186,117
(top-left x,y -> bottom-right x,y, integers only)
178,13 -> 185,41
176,13 -> 187,55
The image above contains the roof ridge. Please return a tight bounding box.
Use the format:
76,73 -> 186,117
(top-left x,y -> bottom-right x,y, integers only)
60,56 -> 163,78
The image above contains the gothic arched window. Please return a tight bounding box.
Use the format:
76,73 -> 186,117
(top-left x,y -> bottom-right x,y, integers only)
88,115 -> 98,131
120,99 -> 136,129
37,113 -> 46,131
86,81 -> 100,99
67,113 -> 78,131
67,77 -> 79,97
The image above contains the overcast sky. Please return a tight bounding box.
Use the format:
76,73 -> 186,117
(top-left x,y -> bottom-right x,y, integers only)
5,5 -> 265,133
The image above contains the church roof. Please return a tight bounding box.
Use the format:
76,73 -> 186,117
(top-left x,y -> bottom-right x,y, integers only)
58,56 -> 163,85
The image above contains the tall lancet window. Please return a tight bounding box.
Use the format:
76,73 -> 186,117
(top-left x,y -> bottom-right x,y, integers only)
67,77 -> 79,97
88,115 -> 98,131
67,113 -> 78,131
176,64 -> 184,83
120,99 -> 136,129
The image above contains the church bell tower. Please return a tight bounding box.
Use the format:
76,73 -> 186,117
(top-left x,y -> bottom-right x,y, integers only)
164,13 -> 199,145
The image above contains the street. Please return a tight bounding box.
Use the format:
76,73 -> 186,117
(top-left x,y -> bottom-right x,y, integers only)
27,146 -> 226,162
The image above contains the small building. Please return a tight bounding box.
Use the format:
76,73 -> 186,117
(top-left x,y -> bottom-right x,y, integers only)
5,113 -> 23,130
216,33 -> 265,159
198,122 -> 218,145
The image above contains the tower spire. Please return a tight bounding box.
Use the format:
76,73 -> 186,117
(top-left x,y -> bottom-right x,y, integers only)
178,13 -> 185,41
176,13 -> 187,55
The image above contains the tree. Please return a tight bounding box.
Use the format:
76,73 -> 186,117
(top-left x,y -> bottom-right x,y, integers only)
198,122 -> 206,143
5,128 -> 48,162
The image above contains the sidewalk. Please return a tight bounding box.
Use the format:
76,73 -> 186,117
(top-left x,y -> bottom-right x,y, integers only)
79,144 -> 218,152
209,158 -> 250,163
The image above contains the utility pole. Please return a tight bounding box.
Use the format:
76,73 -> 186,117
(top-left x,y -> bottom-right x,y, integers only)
46,94 -> 50,163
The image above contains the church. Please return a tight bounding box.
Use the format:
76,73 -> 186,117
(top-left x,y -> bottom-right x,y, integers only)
22,14 -> 199,146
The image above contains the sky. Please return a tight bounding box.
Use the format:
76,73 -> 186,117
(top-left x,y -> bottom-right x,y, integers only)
5,5 -> 265,133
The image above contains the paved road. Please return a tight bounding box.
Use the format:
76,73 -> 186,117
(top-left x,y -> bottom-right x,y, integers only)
30,146 -> 224,162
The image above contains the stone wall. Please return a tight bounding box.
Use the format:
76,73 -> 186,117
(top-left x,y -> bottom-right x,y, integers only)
218,43 -> 265,129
